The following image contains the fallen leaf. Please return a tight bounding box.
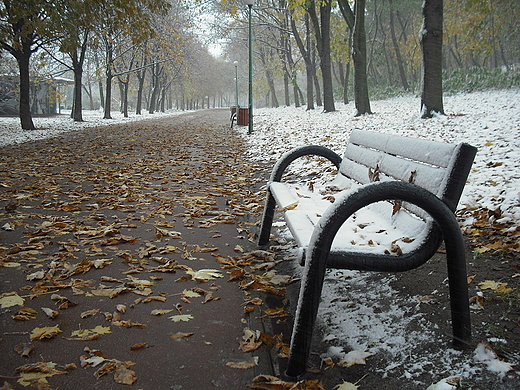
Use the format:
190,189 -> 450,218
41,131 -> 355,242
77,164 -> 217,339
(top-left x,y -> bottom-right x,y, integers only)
41,307 -> 59,319
169,314 -> 194,322
130,342 -> 149,350
0,292 -> 24,308
80,309 -> 100,318
184,267 -> 223,282
170,332 -> 195,339
337,350 -> 373,367
30,325 -> 62,341
12,307 -> 38,321
226,356 -> 259,369
151,309 -> 174,316
333,381 -> 359,390
14,343 -> 34,357
113,367 -> 137,385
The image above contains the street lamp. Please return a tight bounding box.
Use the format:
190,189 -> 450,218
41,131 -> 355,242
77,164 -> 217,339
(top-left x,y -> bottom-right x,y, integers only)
234,61 -> 239,107
244,0 -> 254,134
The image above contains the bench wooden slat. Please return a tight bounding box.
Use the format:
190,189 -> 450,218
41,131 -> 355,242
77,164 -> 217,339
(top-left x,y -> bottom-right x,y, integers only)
349,130 -> 457,168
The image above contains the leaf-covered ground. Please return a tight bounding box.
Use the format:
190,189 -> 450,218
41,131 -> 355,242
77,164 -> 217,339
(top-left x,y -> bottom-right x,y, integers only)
1,88 -> 519,390
0,111 -> 299,389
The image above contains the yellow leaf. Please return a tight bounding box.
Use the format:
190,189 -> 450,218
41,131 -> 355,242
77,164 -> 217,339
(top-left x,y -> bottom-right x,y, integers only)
30,325 -> 62,341
185,268 -> 223,282
478,280 -> 501,290
333,381 -> 359,390
0,292 -> 25,308
169,314 -> 193,322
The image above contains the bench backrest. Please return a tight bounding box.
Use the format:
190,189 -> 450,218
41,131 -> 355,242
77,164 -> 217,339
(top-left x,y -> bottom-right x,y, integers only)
340,130 -> 477,215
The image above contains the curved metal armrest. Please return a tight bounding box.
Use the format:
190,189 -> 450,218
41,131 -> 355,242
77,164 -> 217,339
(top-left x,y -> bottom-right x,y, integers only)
270,145 -> 342,182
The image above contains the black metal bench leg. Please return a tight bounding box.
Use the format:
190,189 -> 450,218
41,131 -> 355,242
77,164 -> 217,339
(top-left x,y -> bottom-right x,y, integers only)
286,248 -> 329,377
444,223 -> 472,348
258,189 -> 276,246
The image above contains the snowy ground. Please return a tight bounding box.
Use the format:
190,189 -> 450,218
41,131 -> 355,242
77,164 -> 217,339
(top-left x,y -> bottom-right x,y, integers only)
1,90 -> 519,388
0,109 -> 184,147
235,89 -> 519,388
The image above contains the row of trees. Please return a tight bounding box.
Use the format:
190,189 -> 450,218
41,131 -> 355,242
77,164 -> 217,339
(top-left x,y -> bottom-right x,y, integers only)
0,0 -> 234,130
222,0 -> 519,117
2,0 -> 519,130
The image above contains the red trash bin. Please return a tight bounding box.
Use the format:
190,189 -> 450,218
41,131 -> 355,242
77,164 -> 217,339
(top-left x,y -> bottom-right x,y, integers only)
237,107 -> 249,126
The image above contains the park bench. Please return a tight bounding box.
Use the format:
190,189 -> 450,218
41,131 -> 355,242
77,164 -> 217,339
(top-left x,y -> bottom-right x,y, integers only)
257,129 -> 477,377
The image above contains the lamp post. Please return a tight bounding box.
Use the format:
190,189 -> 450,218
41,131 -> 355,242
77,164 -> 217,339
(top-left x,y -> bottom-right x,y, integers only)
244,0 -> 254,134
234,61 -> 239,107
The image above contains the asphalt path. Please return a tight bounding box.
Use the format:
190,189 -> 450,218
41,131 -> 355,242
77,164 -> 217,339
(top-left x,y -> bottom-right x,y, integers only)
0,109 -> 279,389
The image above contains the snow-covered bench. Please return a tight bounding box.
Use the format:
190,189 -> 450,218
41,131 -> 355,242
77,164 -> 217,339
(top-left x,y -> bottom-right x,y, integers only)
257,129 -> 477,376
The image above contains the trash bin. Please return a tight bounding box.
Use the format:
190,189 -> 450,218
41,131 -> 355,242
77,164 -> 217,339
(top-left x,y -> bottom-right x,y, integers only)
230,106 -> 238,116
237,107 -> 249,126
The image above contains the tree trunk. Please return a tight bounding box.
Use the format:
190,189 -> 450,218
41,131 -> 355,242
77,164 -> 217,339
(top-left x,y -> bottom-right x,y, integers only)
352,0 -> 372,116
136,69 -> 146,115
308,0 -> 335,112
71,33 -> 88,122
389,0 -> 410,91
420,0 -> 444,118
103,41 -> 113,119
290,12 -> 314,110
17,48 -> 35,130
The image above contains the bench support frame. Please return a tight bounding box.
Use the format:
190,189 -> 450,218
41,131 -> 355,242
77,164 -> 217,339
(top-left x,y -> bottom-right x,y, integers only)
257,135 -> 477,377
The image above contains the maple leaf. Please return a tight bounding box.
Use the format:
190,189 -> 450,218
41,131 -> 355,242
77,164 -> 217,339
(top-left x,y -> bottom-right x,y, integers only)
0,291 -> 24,308
169,314 -> 193,322
337,350 -> 373,367
30,325 -> 62,341
333,381 -> 359,390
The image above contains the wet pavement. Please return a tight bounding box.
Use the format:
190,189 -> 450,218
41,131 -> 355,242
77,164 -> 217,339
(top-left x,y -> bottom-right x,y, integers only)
0,110 -> 283,389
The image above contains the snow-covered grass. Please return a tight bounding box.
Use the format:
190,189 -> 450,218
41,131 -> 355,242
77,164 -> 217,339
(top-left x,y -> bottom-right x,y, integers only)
0,109 -> 185,147
2,90 -> 519,387
235,89 -> 519,387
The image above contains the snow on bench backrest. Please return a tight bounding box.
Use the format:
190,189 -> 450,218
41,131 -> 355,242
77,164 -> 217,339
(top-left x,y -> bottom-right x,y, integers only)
340,130 -> 465,219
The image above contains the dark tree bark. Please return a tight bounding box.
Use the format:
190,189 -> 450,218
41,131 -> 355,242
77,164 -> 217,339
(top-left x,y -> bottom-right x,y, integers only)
389,0 -> 410,91
352,0 -> 372,115
338,0 -> 371,116
290,12 -> 314,110
70,32 -> 89,122
16,47 -> 35,130
420,0 -> 444,118
307,0 -> 335,112
103,39 -> 114,119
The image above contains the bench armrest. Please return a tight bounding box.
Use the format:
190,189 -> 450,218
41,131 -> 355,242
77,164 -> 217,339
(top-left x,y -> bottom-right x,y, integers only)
269,145 -> 342,182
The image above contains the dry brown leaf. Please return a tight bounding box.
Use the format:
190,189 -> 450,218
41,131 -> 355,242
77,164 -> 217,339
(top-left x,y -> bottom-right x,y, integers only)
130,342 -> 149,350
226,356 -> 259,369
113,367 -> 137,385
151,309 -> 174,316
12,307 -> 38,321
14,343 -> 34,357
170,332 -> 195,339
80,309 -> 100,318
